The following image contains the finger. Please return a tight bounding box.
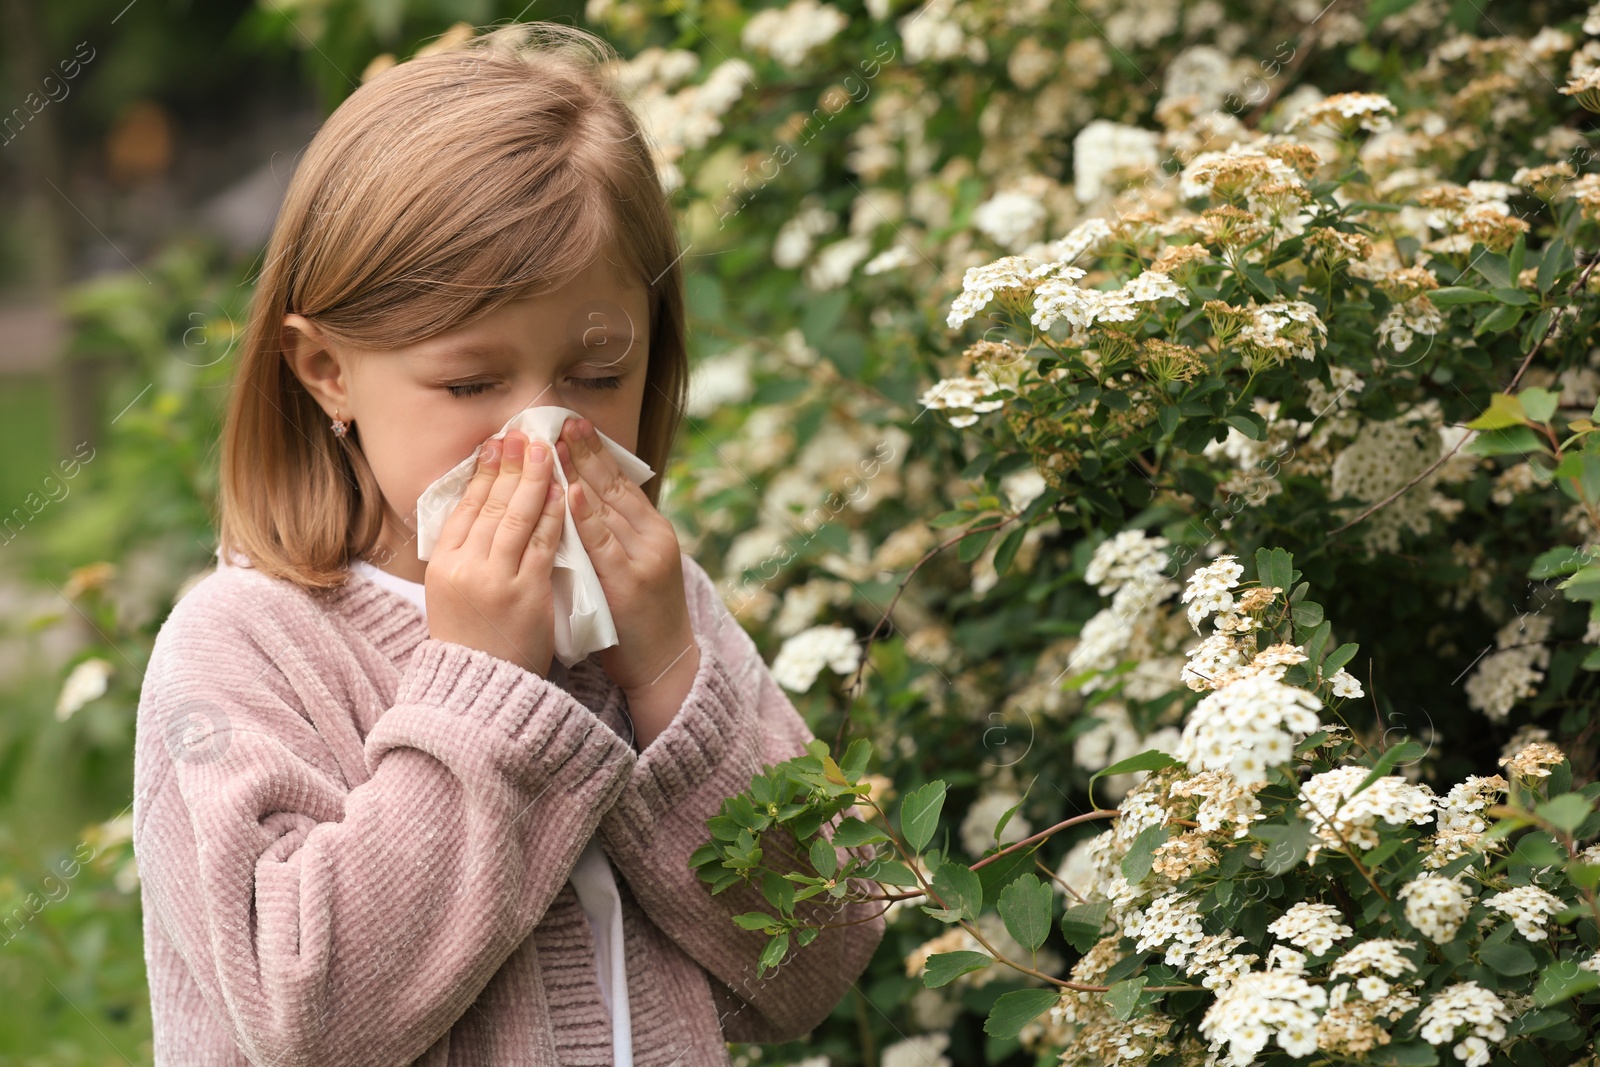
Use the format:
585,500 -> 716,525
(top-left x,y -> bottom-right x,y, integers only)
489,439 -> 554,568
558,419 -> 651,534
437,437 -> 503,555
519,474 -> 566,576
464,430 -> 528,559
566,475 -> 634,569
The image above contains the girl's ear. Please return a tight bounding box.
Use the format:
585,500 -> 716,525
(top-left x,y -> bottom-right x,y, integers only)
281,313 -> 352,419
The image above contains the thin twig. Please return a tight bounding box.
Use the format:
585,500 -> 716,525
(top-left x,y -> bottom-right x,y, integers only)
1331,253 -> 1600,536
832,513 -> 1024,752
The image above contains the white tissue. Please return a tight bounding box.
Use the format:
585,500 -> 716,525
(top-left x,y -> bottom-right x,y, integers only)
414,405 -> 655,669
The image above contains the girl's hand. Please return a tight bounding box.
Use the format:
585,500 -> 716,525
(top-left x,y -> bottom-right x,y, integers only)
555,417 -> 700,729
424,429 -> 567,678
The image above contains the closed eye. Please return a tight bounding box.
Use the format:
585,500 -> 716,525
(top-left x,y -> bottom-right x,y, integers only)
445,377 -> 622,398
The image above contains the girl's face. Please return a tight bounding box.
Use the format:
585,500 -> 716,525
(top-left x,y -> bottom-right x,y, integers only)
283,242 -> 651,582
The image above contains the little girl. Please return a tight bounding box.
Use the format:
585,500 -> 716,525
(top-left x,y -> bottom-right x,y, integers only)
130,22 -> 885,1067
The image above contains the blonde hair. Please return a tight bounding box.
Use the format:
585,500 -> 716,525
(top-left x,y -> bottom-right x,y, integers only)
217,22 -> 687,591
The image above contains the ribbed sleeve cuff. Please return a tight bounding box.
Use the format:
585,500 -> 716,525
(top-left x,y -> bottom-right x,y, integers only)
378,638 -> 637,786
599,636 -> 753,848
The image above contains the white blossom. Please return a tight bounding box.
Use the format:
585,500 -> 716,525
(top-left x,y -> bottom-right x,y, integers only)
1483,885 -> 1565,941
1399,875 -> 1474,943
972,188 -> 1047,250
1199,969 -> 1327,1065
741,0 -> 848,68
1417,982 -> 1510,1065
770,625 -> 861,691
1298,766 -> 1437,860
1180,555 -> 1244,632
56,658 -> 113,722
1176,674 -> 1322,784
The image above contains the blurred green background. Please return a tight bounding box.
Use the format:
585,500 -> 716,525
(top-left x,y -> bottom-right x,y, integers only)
5,0 -> 1578,1063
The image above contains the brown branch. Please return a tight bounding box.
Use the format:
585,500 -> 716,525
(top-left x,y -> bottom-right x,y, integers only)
832,512 -> 1025,752
1331,254 -> 1600,537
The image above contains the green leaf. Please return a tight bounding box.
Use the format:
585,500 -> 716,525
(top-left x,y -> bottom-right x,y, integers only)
832,817 -> 890,848
984,988 -> 1062,1039
1560,563 -> 1600,597
923,950 -> 992,987
1521,307 -> 1556,354
975,842 -> 1039,901
1242,265 -> 1278,298
1464,425 -> 1544,457
1224,414 -> 1263,440
997,874 -> 1054,953
900,782 -> 947,854
1303,620 -> 1334,665
1530,546 -> 1589,580
1472,248 -> 1513,288
1484,283 -> 1536,303
1060,901 -> 1110,952
1466,392 -> 1527,430
1254,546 -> 1294,592
929,860 -> 983,923
1105,977 -> 1148,1021
1491,286 -> 1534,305
1296,730 -> 1330,753
866,859 -> 921,886
809,836 -> 838,880
1507,1008 -> 1572,1036
1349,741 -> 1427,799
1537,236 -> 1569,294
1369,1042 -> 1441,1066
992,526 -> 1028,577
1534,960 -> 1600,1005
959,527 -> 995,563
1291,600 -> 1324,629
1254,819 -> 1315,875
1476,303 -> 1526,335
1323,642 -> 1359,674
1518,386 -> 1559,424
839,736 -> 872,781
1158,404 -> 1180,437
1479,940 -> 1537,976
1580,453 -> 1600,506
1536,793 -> 1594,835
732,911 -> 782,932
1089,750 -> 1181,808
1428,285 -> 1495,306
1095,749 -> 1182,779
1121,824 -> 1169,884
758,931 -> 790,972
930,509 -> 975,529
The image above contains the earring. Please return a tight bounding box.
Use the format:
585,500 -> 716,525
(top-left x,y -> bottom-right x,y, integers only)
331,409 -> 349,438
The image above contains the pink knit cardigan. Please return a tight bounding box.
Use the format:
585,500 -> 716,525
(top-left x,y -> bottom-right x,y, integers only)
131,550 -> 887,1066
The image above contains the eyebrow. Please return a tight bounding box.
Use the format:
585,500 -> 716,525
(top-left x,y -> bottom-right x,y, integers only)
429,334 -> 642,363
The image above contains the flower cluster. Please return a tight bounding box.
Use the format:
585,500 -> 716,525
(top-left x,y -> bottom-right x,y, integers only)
1416,982 -> 1512,1067
1298,766 -> 1439,859
1175,673 -> 1322,784
1266,902 -> 1353,956
1180,555 -> 1244,632
1483,885 -> 1566,942
1398,874 -> 1475,943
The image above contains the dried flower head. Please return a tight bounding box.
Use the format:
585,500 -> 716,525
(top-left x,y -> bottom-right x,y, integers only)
1498,740 -> 1566,780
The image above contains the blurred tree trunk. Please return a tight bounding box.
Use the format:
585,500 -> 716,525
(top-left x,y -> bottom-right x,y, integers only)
1,0 -> 71,294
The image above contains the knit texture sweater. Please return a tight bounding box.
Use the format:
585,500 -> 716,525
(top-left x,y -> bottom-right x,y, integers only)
131,550 -> 887,1066
348,556 -> 635,1066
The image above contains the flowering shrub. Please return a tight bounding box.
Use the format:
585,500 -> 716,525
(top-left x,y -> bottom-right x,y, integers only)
34,1 -> 1600,1063
696,549 -> 1600,1064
